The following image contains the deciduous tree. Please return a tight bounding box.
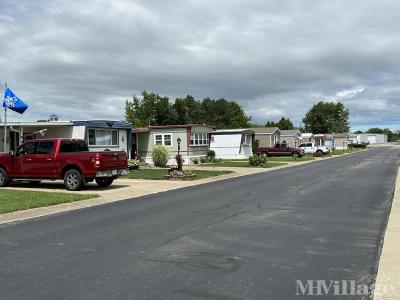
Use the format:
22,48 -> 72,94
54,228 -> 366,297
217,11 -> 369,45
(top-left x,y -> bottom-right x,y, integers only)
303,101 -> 349,133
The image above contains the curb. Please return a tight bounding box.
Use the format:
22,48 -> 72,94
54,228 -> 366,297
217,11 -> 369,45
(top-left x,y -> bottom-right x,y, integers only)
373,165 -> 400,299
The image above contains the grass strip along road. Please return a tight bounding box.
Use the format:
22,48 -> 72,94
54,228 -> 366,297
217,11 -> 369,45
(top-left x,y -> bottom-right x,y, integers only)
0,190 -> 98,214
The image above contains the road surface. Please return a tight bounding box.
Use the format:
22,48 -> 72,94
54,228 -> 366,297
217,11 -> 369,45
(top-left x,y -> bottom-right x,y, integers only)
1,147 -> 399,299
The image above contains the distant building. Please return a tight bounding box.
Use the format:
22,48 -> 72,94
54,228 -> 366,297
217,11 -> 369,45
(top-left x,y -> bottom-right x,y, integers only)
249,127 -> 281,147
280,129 -> 302,148
300,133 -> 314,144
355,133 -> 387,144
325,133 -> 349,150
49,114 -> 59,122
314,134 -> 334,149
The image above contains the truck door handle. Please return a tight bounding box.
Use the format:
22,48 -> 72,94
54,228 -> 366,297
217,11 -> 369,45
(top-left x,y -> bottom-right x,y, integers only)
46,158 -> 52,161
26,158 -> 32,161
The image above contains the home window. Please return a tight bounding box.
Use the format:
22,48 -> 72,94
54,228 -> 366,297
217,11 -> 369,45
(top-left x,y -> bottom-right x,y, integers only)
164,134 -> 171,146
155,134 -> 163,145
88,129 -> 118,146
153,133 -> 173,147
190,133 -> 208,146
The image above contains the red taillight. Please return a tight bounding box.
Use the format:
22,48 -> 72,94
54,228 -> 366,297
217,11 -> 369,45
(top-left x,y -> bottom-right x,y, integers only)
92,157 -> 101,168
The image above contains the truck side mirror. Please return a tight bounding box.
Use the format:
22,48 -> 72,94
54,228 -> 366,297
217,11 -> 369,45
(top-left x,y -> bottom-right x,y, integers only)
9,150 -> 14,157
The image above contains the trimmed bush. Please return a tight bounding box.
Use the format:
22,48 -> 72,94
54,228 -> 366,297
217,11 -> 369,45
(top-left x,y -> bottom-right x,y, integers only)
249,156 -> 267,167
349,143 -> 367,149
200,156 -> 207,163
152,146 -> 170,167
128,159 -> 141,170
193,158 -> 199,164
207,150 -> 216,162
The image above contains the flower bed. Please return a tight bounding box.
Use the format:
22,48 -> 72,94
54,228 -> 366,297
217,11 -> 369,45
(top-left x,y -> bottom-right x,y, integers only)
165,168 -> 197,180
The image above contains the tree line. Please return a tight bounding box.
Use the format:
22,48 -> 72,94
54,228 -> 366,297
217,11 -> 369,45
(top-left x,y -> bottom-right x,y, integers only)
125,91 -> 354,134
125,91 -> 251,128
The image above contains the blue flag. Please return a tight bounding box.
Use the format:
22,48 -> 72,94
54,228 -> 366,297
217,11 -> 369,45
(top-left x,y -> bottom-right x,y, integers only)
3,87 -> 29,114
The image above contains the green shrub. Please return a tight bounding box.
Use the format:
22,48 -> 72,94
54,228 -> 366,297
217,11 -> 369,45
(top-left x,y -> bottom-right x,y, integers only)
207,150 -> 216,161
152,146 -> 170,167
249,156 -> 267,167
193,158 -> 199,164
128,159 -> 141,170
200,156 -> 207,163
349,143 -> 367,149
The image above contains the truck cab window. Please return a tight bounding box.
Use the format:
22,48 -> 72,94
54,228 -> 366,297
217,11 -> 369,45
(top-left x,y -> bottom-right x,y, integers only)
37,142 -> 54,154
60,140 -> 89,152
16,142 -> 38,157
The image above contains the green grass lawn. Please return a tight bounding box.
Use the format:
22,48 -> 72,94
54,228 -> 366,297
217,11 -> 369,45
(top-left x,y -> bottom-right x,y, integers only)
330,147 -> 368,156
0,190 -> 98,214
199,160 -> 288,168
125,169 -> 233,180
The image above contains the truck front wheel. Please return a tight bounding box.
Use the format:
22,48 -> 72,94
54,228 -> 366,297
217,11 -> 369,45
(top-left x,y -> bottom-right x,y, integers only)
64,169 -> 83,191
95,178 -> 114,187
0,167 -> 10,187
292,152 -> 300,159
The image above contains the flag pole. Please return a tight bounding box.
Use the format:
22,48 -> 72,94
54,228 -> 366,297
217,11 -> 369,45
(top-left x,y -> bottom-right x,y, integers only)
3,82 -> 7,153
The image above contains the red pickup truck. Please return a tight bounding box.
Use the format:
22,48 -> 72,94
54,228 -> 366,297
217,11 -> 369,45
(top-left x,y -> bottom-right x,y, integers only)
256,143 -> 305,158
0,138 -> 128,190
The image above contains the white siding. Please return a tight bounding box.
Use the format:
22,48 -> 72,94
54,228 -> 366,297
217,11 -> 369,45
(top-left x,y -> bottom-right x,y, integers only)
71,126 -> 86,139
356,134 -> 387,144
210,133 -> 253,159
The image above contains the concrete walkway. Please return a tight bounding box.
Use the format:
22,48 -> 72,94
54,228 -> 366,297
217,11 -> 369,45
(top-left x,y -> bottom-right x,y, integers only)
0,150 -> 368,225
374,164 -> 400,299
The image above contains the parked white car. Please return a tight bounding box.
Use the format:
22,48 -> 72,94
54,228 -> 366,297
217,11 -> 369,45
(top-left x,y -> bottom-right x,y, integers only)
299,143 -> 330,155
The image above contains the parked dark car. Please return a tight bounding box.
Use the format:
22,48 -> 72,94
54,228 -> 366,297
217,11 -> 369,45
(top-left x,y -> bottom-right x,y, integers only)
256,143 -> 305,158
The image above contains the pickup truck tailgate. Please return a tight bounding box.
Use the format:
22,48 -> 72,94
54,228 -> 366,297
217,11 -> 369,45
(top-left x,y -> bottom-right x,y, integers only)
98,152 -> 128,169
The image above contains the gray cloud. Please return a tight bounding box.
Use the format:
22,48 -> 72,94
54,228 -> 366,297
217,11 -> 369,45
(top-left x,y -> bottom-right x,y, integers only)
0,0 -> 399,130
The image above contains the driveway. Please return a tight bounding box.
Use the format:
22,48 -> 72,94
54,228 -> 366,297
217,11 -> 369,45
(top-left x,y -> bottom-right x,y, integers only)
0,147 -> 399,299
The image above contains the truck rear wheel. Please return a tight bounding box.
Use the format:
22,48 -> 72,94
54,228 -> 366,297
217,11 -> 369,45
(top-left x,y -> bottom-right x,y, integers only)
95,178 -> 114,187
292,152 -> 300,159
0,167 -> 10,187
64,169 -> 83,191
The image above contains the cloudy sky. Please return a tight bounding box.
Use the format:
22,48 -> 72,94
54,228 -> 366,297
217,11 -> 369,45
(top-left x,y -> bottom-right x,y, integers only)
1,0 -> 399,131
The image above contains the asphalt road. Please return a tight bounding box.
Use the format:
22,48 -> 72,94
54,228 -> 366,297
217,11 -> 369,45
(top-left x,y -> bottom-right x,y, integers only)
1,147 -> 399,300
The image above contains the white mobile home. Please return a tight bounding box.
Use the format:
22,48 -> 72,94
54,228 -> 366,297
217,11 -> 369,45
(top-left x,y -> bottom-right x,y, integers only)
0,120 -> 132,156
210,129 -> 254,159
356,133 -> 387,144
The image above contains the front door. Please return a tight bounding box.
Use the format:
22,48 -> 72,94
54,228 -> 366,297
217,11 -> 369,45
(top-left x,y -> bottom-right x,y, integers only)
13,142 -> 38,177
29,141 -> 57,178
